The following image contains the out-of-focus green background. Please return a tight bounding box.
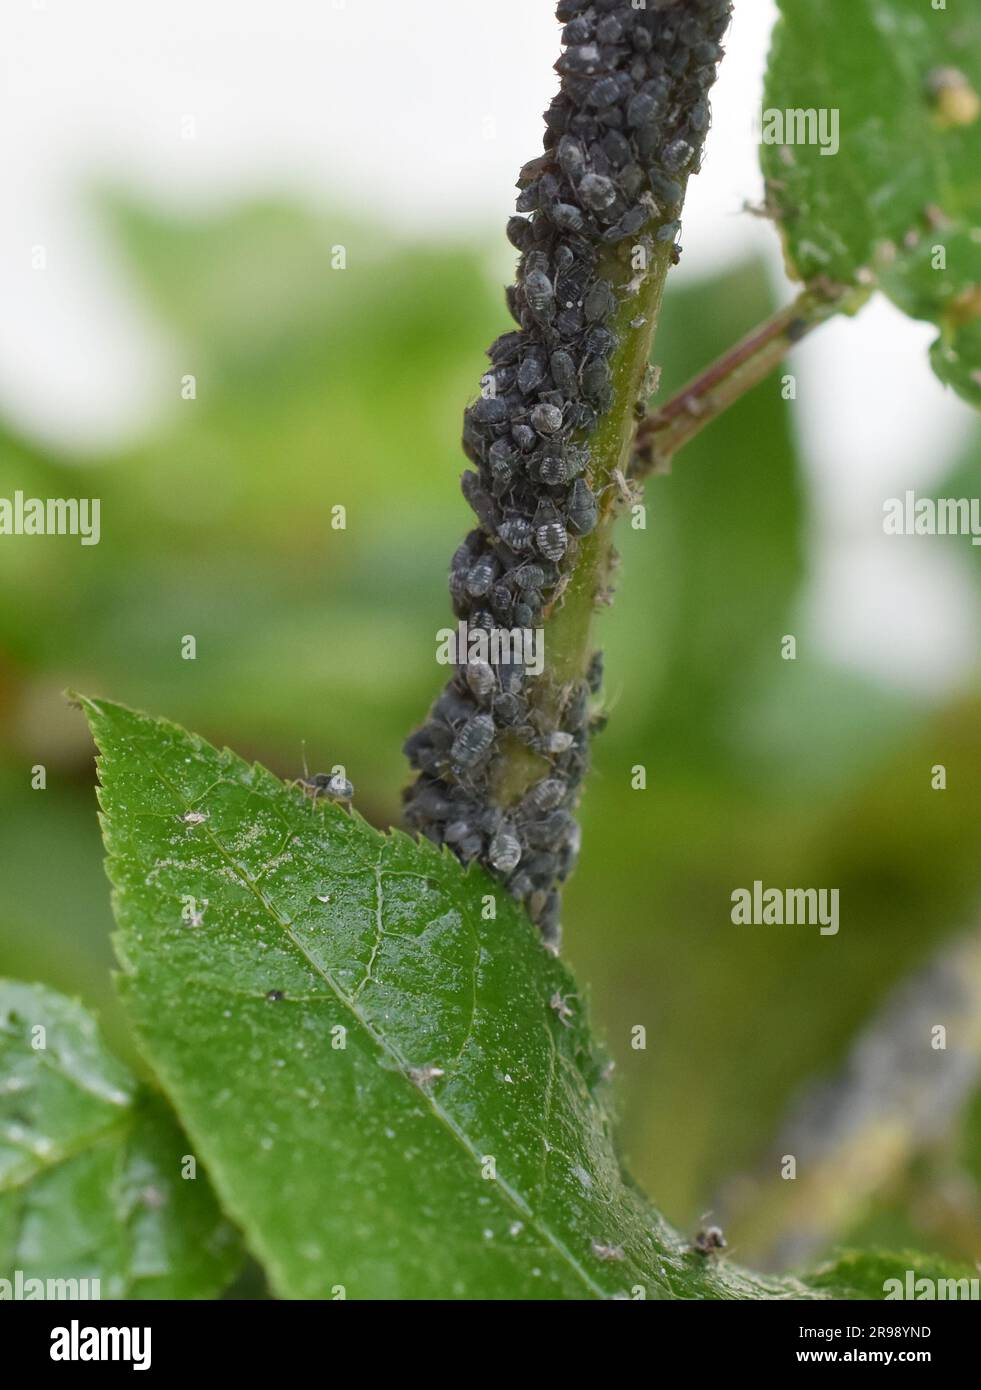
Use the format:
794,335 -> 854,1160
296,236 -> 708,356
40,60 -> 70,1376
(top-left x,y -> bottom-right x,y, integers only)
1,193 -> 979,1271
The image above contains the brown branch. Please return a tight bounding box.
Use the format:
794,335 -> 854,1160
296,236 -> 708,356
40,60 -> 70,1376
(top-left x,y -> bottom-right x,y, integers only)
631,282 -> 870,477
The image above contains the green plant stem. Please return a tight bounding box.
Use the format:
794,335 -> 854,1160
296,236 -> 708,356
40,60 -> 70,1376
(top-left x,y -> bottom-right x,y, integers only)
631,283 -> 869,477
491,274 -> 864,810
491,237 -> 676,809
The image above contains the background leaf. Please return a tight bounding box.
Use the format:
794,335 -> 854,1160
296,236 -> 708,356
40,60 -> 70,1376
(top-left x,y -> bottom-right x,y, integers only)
0,979 -> 242,1298
762,0 -> 981,405
619,258 -> 805,771
808,1248 -> 981,1300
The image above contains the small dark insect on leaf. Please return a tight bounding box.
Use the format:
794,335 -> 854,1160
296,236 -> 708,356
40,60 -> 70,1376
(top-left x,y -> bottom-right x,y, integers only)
300,771 -> 355,806
408,1064 -> 445,1087
297,745 -> 355,811
550,990 -> 575,1026
693,1225 -> 727,1255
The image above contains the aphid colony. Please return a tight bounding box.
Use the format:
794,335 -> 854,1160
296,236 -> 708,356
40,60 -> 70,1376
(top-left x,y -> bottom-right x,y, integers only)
403,0 -> 730,945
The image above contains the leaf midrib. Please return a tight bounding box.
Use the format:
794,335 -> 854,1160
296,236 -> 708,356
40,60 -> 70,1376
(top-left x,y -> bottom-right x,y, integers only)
0,1111 -> 134,1196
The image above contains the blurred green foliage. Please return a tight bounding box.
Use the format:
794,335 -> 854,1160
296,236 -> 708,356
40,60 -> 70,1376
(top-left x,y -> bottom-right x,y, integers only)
0,980 -> 242,1298
0,192 -> 979,1270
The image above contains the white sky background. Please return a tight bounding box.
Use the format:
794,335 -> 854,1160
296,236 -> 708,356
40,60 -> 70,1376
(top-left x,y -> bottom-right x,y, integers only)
1,0 -> 977,692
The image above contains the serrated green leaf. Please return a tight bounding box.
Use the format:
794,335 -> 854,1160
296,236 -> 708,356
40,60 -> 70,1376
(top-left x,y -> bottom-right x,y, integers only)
762,0 -> 981,405
0,980 -> 242,1298
82,695 -> 822,1300
83,695 -> 965,1300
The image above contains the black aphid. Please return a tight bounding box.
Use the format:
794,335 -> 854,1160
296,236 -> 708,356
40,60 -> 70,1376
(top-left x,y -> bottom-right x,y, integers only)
498,516 -> 535,551
538,453 -> 569,487
550,350 -> 578,396
450,714 -> 496,769
524,269 -> 555,320
531,402 -> 565,435
514,563 -> 546,590
488,825 -> 523,873
465,660 -> 497,703
302,771 -> 355,806
694,1225 -> 727,1256
524,777 -> 567,814
536,519 -> 569,562
586,650 -> 604,694
578,171 -> 618,211
584,278 -> 616,322
466,555 -> 498,598
566,477 -> 599,535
